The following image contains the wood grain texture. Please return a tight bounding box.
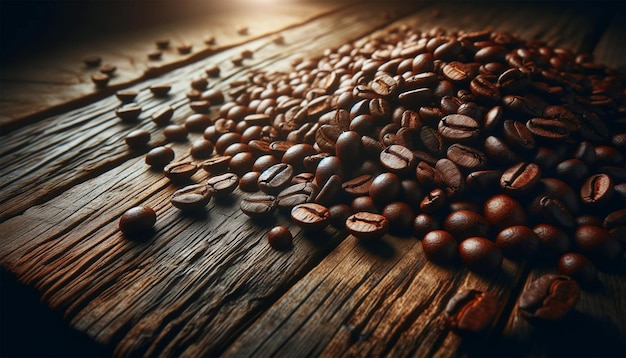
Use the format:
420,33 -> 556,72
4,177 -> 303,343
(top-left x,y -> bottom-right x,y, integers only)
1,1 -> 625,357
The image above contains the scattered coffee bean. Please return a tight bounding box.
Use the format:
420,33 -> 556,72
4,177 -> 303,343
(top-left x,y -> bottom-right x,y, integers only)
207,172 -> 239,198
164,161 -> 198,182
422,230 -> 457,264
459,237 -> 503,273
495,226 -> 538,259
84,55 -> 102,67
291,203 -> 330,231
240,194 -> 277,218
125,129 -> 150,149
152,106 -> 174,126
190,139 -> 215,159
116,104 -> 142,121
148,50 -> 162,61
268,226 -> 293,250
518,274 -> 580,321
99,64 -> 116,75
119,206 -> 156,236
155,38 -> 170,49
150,84 -> 171,97
115,90 -> 138,103
445,289 -> 498,333
177,43 -> 193,54
558,252 -> 598,287
346,212 -> 389,240
91,73 -> 110,87
171,184 -> 211,211
145,146 -> 175,168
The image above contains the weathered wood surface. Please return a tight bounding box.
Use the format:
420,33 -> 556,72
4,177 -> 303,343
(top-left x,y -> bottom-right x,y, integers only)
0,1 -> 341,131
1,1 -> 625,357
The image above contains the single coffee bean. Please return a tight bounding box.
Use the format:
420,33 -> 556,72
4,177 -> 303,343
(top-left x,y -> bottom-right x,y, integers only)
328,203 -> 353,229
420,126 -> 445,154
351,196 -> 379,214
530,195 -> 575,230
91,73 -> 110,87
369,172 -> 401,206
155,38 -> 170,49
444,210 -> 489,241
438,114 -> 480,143
500,162 -> 541,194
291,203 -> 330,231
150,84 -> 171,97
495,226 -> 539,259
466,170 -> 501,192
342,175 -> 374,198
229,152 -> 255,176
190,77 -> 209,91
539,178 -> 580,215
190,139 -> 215,159
282,143 -> 317,172
422,230 -> 457,264
215,132 -> 243,155
99,64 -> 116,75
436,158 -> 465,197
558,253 -> 598,287
574,225 -> 621,262
594,145 -> 624,166
145,146 -> 175,168
314,156 -> 344,187
207,172 -> 239,198
291,172 -> 315,185
177,43 -> 193,54
116,90 -> 138,103
119,206 -> 156,236
163,125 -> 188,142
201,155 -> 231,175
576,215 -> 603,227
459,237 -> 503,273
151,106 -> 174,126
502,95 -> 546,118
268,226 -> 293,250
580,173 -> 614,206
604,209 -> 626,230
483,136 -> 517,165
445,289 -> 498,334
185,114 -> 213,133
335,131 -> 364,165
116,105 -> 142,122
380,144 -> 417,175
202,88 -> 225,105
258,163 -> 295,195
518,274 -> 580,321
315,174 -> 343,207
413,214 -> 440,239
526,118 -> 569,141
483,194 -> 527,230
240,194 -> 277,218
125,129 -> 150,149
147,50 -> 162,61
555,159 -> 589,185
503,120 -> 535,151
239,171 -> 261,192
483,105 -> 503,132
171,184 -> 212,211
190,100 -> 211,113
420,188 -> 446,214
415,161 -> 443,189
533,224 -> 570,257
345,212 -> 389,240
470,76 -> 501,103
442,61 -> 477,83
164,161 -> 198,182
84,55 -> 102,67
381,202 -> 414,236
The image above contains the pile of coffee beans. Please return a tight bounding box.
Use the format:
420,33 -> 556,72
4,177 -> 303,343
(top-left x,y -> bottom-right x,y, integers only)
127,25 -> 625,284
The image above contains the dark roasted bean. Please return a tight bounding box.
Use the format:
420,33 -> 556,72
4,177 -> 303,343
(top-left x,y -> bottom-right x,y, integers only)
518,274 -> 579,321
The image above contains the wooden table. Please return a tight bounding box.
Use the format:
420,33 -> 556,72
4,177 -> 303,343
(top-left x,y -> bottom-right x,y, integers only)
1,1 -> 625,356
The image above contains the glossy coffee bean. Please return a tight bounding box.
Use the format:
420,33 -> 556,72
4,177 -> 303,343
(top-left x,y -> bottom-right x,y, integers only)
495,226 -> 539,259
185,114 -> 213,133
164,161 -> 198,182
436,158 -> 464,197
574,225 -> 621,262
190,139 -> 214,159
258,163 -> 294,195
413,214 -> 440,239
445,289 -> 498,334
229,152 -> 255,176
119,206 -> 156,236
500,162 -> 541,194
171,184 -> 212,211
351,196 -> 379,214
345,212 -> 389,240
533,224 -> 570,257
447,144 -> 487,170
518,274 -> 579,321
335,130 -> 363,165
125,129 -> 150,149
483,194 -> 526,230
150,84 -> 171,97
207,172 -> 239,198
459,237 -> 503,273
438,114 -> 480,143
268,226 -> 293,250
239,171 -> 261,192
443,210 -> 489,241
116,105 -> 142,121
152,106 -> 174,126
163,125 -> 188,142
580,174 -> 614,206
291,203 -> 330,231
145,146 -> 175,168
503,120 -> 535,151
240,194 -> 277,218
328,203 -> 353,229
381,202 -> 414,236
420,188 -> 446,214
116,90 -> 138,103
369,172 -> 401,206
558,253 -> 598,287
201,155 -> 231,175
315,174 -> 343,207
422,230 -> 457,264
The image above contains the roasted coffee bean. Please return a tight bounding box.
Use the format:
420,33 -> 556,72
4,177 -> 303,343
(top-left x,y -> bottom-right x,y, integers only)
483,136 -> 517,165
576,215 -> 603,227
303,153 -> 330,173
315,174 -> 343,207
239,171 -> 261,192
314,155 -> 344,186
207,172 -> 239,198
119,206 -> 156,236
371,73 -> 399,97
151,106 -> 174,126
448,201 -> 481,214
190,100 -> 211,113
380,144 -> 417,175
351,196 -> 379,214
438,114 -> 480,143
291,172 -> 315,185
442,61 -> 477,83
345,212 -> 389,240
459,237 -> 503,273
282,143 -> 317,172
229,152 -> 255,176
291,203 -> 330,231
444,210 -> 489,241
503,120 -> 535,151
223,143 -> 252,158
445,289 -> 498,334
580,173 -> 614,206
413,214 -> 440,239
369,172 -> 401,206
99,64 -> 116,75
276,182 -> 320,210
495,226 -> 539,259
483,194 -> 526,230
604,209 -> 626,230
342,175 -> 374,198
150,84 -> 171,97
258,163 -> 294,195
116,105 -> 142,121
145,146 -> 175,168
84,55 -> 102,67
518,274 -> 580,321
483,105 -> 503,132
555,159 -> 589,185
436,158 -> 464,197
415,161 -> 443,189
177,43 -> 193,54
502,95 -> 546,118
91,73 -> 110,87
574,225 -> 622,262
533,224 -> 570,257
470,76 -> 501,103
163,125 -> 188,142
526,118 -> 569,141
422,230 -> 457,264
147,50 -> 162,61
446,144 -> 487,171
116,90 -> 138,103
269,141 -> 293,159
466,170 -> 501,192
190,139 -> 214,159
539,178 -> 580,215
335,131 -> 363,165
164,161 -> 198,182
171,184 -> 212,211
595,145 -> 624,166
558,253 -> 598,287
185,114 -> 213,133
240,194 -> 277,218
381,202 -> 414,236
420,126 -> 445,154
201,155 -> 231,175
125,129 -> 150,149
420,188 -> 446,214
268,226 -> 293,250
398,88 -> 434,108
329,203 -> 353,229
202,88 -> 225,105
215,132 -> 243,155
500,162 -> 541,194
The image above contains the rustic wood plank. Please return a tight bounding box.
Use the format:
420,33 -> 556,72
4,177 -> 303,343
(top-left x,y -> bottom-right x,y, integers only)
0,2 -> 413,224
0,1 -> 342,131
